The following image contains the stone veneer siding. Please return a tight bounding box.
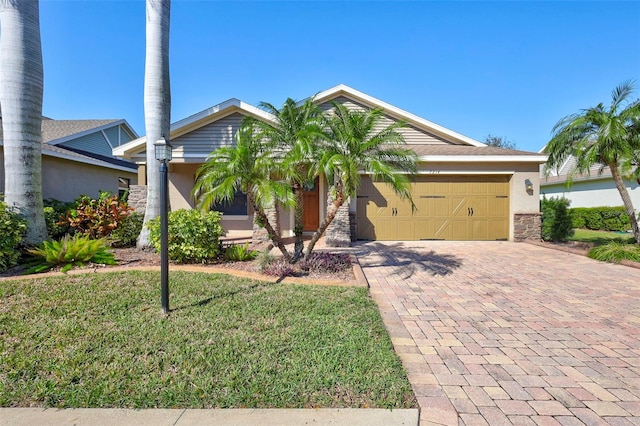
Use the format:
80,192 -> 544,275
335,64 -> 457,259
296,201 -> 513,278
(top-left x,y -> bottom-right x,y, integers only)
514,213 -> 542,241
127,185 -> 147,214
251,207 -> 280,245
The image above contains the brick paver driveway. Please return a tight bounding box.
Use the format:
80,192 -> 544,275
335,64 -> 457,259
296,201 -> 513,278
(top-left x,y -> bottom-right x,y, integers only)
356,241 -> 640,426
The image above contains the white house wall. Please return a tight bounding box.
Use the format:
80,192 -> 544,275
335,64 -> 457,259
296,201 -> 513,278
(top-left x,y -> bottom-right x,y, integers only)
542,179 -> 640,210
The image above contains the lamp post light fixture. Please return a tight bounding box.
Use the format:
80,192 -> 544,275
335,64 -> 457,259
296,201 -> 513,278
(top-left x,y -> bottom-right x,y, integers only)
154,135 -> 172,314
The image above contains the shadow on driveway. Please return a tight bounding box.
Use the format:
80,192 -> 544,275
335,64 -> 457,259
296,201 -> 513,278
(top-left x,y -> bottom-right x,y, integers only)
354,242 -> 462,278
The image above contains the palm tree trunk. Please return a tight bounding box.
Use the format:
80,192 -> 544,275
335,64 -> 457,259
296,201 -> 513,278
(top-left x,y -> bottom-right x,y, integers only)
249,194 -> 291,262
0,0 -> 47,244
293,183 -> 304,262
609,163 -> 640,244
138,0 -> 171,248
304,189 -> 345,260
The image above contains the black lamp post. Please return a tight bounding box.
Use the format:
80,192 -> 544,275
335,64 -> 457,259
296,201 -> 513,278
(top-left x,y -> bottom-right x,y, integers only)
154,135 -> 172,314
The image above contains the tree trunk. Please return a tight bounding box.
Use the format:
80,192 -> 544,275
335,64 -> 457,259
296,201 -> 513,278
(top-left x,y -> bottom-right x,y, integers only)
0,0 -> 47,244
609,163 -> 640,244
138,0 -> 171,248
292,183 -> 304,262
249,194 -> 291,262
304,188 -> 345,260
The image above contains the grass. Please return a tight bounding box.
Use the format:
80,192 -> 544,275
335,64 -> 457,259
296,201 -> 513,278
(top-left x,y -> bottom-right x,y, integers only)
588,241 -> 640,264
0,271 -> 415,409
569,228 -> 636,245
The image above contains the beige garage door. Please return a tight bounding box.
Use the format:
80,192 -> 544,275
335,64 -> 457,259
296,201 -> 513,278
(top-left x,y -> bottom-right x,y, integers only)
356,175 -> 510,241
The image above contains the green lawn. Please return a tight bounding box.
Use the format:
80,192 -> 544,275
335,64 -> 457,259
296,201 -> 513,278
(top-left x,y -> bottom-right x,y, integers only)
0,271 -> 415,409
569,228 -> 636,245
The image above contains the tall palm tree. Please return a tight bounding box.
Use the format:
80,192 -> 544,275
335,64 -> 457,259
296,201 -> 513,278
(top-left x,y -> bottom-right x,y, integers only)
138,0 -> 171,248
0,0 -> 47,244
252,97 -> 324,262
544,80 -> 640,244
192,123 -> 295,262
304,103 -> 418,259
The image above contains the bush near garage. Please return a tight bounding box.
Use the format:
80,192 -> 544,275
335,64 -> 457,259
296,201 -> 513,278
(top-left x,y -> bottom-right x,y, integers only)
541,196 -> 574,242
570,206 -> 631,232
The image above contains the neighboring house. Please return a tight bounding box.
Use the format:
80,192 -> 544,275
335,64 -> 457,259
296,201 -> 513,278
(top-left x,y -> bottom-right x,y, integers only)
0,117 -> 139,202
540,157 -> 640,210
114,84 -> 547,243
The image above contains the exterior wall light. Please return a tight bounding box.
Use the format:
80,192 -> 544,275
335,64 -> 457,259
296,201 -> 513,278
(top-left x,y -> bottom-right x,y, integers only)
525,178 -> 534,195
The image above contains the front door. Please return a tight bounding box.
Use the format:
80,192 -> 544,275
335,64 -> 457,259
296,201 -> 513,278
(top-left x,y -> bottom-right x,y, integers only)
302,178 -> 320,231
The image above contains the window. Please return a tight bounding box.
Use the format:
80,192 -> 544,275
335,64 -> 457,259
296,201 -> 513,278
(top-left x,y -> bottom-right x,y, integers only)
211,191 -> 248,216
118,177 -> 131,199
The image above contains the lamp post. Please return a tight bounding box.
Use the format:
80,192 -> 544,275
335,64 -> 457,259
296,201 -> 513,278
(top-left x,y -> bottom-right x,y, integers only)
154,135 -> 172,314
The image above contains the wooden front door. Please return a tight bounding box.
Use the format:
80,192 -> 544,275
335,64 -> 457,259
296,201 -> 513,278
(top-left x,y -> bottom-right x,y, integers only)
302,178 -> 320,231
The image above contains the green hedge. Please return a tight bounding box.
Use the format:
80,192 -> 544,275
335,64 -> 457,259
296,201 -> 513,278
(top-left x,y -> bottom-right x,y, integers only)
0,199 -> 27,272
570,206 -> 631,231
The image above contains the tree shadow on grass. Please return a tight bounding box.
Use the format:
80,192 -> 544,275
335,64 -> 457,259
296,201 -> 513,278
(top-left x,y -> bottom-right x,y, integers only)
353,242 -> 462,278
171,281 -> 264,313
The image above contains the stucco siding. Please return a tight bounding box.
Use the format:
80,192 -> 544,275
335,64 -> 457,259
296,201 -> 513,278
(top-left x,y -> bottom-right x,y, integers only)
171,113 -> 244,157
58,131 -> 112,157
542,178 -> 640,210
40,156 -> 137,202
319,96 -> 451,145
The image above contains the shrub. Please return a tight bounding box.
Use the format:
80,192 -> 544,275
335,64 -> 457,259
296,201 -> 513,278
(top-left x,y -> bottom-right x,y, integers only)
570,206 -> 631,231
65,192 -> 133,239
26,234 -> 116,274
148,209 -> 223,263
0,199 -> 27,272
300,252 -> 351,273
43,198 -> 74,239
109,212 -> 143,248
262,259 -> 295,277
541,196 -> 574,242
588,241 -> 640,264
256,249 -> 275,271
224,242 -> 258,261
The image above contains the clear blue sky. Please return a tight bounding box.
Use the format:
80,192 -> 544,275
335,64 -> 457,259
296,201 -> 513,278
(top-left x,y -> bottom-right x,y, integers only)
40,1 -> 640,153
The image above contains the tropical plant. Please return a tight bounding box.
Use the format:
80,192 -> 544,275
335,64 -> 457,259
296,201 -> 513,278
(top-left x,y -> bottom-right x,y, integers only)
252,97 -> 324,261
224,242 -> 258,261
588,241 -> 640,264
0,1 -> 47,244
64,192 -> 134,239
544,80 -> 640,244
261,259 -> 295,277
0,198 -> 27,272
192,123 -> 295,262
26,234 -> 116,274
299,251 -> 351,274
304,103 -> 418,259
138,0 -> 171,248
147,208 -> 223,263
43,198 -> 74,239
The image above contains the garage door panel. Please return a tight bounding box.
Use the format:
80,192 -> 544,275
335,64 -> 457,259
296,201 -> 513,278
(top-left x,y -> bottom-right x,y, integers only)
358,175 -> 510,241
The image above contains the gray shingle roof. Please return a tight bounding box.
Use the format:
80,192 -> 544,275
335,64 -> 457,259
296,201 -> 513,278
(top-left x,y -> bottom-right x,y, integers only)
403,144 -> 542,157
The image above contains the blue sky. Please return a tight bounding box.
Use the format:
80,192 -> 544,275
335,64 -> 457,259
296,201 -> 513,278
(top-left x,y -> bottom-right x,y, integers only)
40,1 -> 640,153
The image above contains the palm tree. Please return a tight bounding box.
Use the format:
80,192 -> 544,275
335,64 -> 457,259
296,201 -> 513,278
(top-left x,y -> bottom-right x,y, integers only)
138,0 -> 171,248
0,0 -> 47,244
544,80 -> 640,244
192,123 -> 295,262
304,103 -> 418,259
252,97 -> 324,261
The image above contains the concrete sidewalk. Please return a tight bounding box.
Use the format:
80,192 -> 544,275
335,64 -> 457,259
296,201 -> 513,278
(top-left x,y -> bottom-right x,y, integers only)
0,408 -> 419,426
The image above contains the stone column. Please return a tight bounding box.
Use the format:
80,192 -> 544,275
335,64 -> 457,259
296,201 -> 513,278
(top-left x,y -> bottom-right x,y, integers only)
127,185 -> 147,214
251,206 -> 280,246
514,213 -> 542,241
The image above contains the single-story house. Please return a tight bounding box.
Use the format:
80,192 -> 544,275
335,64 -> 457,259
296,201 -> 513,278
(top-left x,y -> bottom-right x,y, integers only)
0,117 -> 139,202
540,157 -> 640,210
114,85 -> 547,243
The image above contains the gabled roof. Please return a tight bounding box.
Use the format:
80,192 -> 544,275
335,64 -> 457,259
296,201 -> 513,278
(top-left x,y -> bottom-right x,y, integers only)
0,117 -> 138,172
113,84 -> 546,164
113,98 -> 274,159
312,84 -> 486,147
